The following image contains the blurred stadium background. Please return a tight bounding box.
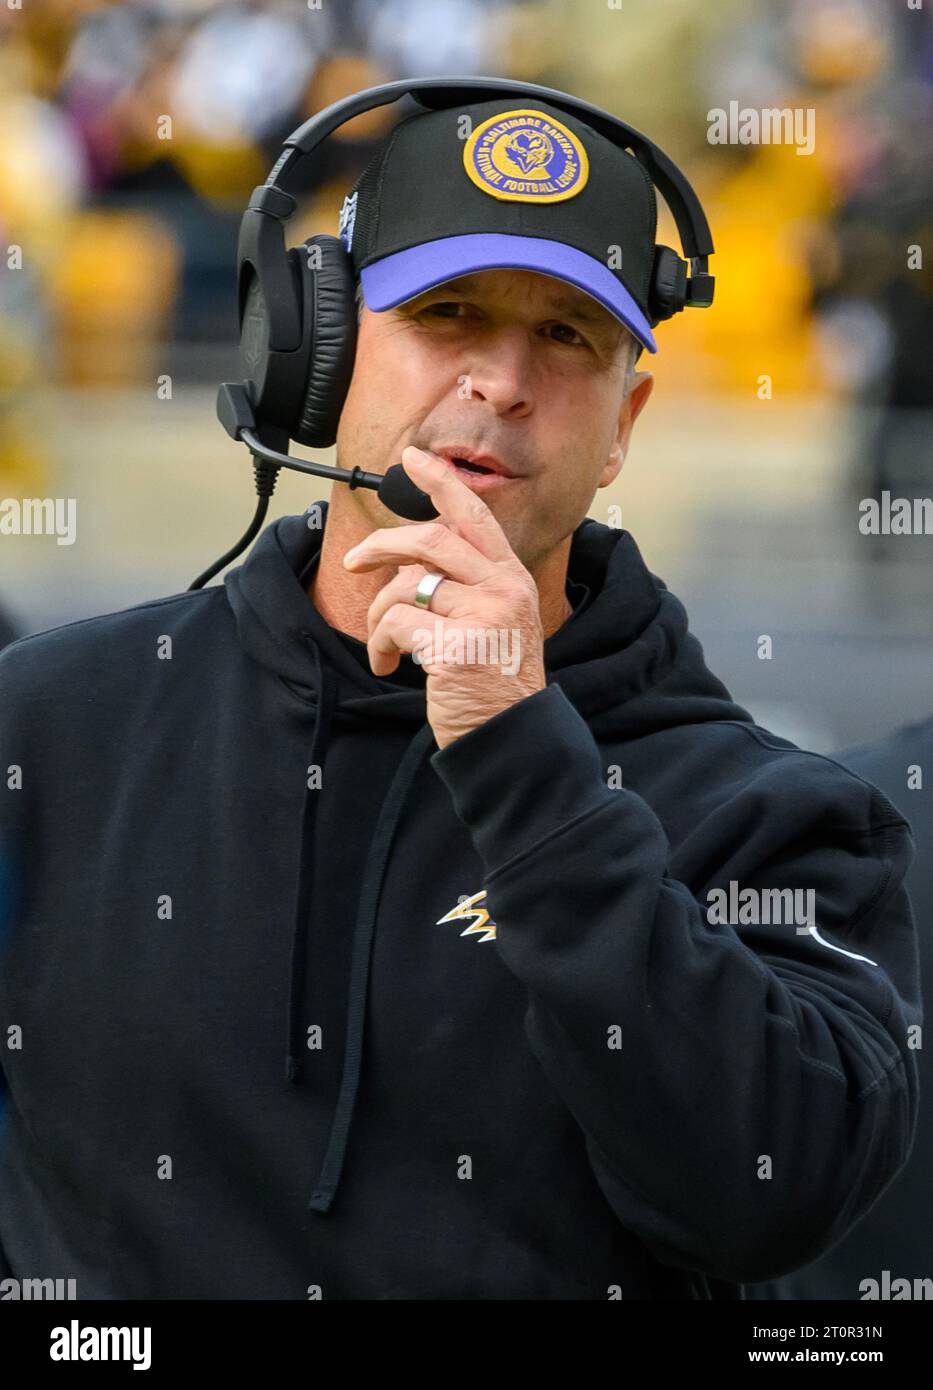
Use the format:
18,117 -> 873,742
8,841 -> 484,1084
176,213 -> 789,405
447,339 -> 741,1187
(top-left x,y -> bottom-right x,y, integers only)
0,0 -> 931,750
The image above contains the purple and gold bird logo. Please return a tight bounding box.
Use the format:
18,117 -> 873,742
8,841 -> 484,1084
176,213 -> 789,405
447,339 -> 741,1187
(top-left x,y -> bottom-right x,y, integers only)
506,128 -> 555,174
463,108 -> 589,204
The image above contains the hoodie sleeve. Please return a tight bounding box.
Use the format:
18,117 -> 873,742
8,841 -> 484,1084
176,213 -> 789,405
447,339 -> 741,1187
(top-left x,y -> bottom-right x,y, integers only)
429,681 -> 921,1284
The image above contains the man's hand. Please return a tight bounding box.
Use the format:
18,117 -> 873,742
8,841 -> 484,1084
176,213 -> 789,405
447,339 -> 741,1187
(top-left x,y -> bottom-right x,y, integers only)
342,446 -> 547,750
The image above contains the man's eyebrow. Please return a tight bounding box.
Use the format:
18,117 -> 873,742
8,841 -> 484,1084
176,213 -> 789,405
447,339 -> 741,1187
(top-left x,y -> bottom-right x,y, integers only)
408,277 -> 620,333
542,295 -> 618,330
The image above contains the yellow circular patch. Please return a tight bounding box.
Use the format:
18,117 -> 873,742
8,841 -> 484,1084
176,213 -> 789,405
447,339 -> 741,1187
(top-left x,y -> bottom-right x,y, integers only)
463,108 -> 589,204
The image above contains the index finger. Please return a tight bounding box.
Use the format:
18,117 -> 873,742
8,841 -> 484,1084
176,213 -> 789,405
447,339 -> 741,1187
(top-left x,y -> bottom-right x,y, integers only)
401,446 -> 517,565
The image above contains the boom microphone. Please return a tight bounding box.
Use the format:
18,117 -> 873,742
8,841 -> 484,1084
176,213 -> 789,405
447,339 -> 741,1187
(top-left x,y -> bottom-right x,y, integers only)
187,385 -> 439,591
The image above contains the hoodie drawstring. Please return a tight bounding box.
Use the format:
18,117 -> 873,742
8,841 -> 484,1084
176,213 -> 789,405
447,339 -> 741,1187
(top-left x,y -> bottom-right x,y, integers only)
285,639 -> 338,1086
286,633 -> 437,1215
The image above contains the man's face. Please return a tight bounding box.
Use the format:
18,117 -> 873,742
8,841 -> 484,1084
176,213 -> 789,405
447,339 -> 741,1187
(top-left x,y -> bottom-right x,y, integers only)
334,268 -> 653,570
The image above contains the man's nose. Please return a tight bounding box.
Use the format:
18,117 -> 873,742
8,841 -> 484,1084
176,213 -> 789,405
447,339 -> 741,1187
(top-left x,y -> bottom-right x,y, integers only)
461,327 -> 534,417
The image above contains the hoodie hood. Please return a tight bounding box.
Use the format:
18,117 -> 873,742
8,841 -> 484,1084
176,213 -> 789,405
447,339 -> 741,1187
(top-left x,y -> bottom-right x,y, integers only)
222,503 -> 752,1214
225,502 -> 749,736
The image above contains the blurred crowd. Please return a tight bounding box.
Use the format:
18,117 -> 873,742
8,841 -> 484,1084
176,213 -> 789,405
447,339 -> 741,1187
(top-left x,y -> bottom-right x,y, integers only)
0,0 -> 931,497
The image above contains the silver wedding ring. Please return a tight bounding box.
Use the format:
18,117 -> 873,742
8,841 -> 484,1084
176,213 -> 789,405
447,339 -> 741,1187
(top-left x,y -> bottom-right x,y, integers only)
414,572 -> 446,611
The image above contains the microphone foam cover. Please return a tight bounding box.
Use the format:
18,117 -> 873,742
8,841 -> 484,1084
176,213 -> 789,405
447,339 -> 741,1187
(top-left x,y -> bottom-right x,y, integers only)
377,465 -> 439,521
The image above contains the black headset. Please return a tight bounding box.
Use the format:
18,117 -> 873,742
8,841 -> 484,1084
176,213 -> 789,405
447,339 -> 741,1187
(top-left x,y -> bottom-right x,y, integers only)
192,76 -> 715,588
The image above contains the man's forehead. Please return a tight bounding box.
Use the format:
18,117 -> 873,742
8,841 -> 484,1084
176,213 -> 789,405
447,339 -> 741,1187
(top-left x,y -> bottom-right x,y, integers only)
415,271 -> 619,327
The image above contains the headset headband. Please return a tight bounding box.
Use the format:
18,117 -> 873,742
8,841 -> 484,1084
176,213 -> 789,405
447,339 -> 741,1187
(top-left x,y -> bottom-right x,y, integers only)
238,76 -> 714,356
249,76 -> 714,261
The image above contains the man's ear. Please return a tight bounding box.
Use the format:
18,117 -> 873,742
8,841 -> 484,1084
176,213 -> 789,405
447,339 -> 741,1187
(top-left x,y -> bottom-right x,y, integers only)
599,369 -> 654,487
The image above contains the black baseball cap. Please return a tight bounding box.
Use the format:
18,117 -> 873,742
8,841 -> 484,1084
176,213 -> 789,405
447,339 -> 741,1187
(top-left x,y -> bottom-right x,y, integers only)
338,98 -> 660,353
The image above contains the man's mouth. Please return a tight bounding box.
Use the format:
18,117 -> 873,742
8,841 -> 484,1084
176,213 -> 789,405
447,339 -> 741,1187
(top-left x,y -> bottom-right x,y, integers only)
431,447 -> 519,481
451,458 -> 493,474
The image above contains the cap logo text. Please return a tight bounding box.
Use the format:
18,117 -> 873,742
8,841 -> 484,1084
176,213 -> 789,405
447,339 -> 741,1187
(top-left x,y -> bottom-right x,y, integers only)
463,109 -> 589,204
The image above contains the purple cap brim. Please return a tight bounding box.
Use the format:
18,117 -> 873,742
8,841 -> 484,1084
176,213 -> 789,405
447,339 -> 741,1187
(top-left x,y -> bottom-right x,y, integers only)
359,233 -> 657,354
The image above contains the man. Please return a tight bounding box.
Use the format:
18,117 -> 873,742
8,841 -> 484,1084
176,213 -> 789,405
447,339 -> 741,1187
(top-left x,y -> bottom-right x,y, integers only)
0,94 -> 921,1300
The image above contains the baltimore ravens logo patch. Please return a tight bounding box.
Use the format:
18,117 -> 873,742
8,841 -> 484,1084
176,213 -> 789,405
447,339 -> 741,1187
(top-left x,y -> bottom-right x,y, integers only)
436,889 -> 498,943
463,108 -> 589,204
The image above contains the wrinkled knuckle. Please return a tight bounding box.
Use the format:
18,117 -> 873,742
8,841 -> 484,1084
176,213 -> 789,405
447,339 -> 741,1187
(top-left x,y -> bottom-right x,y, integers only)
423,523 -> 448,550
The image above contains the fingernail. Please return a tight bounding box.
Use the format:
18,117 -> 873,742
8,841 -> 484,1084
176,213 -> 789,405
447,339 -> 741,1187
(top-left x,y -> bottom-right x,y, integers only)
406,446 -> 432,467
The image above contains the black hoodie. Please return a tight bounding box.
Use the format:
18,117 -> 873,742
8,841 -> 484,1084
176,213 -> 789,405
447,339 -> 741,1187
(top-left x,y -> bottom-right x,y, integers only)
750,717 -> 933,1300
0,505 -> 921,1299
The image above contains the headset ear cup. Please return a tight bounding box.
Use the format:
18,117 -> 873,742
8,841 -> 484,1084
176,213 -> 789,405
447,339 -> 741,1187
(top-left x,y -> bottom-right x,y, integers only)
292,233 -> 357,448
649,244 -> 688,323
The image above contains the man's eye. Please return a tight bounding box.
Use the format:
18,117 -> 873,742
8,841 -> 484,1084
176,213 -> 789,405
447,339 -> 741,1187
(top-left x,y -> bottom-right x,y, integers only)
545,321 -> 586,346
421,302 -> 466,319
